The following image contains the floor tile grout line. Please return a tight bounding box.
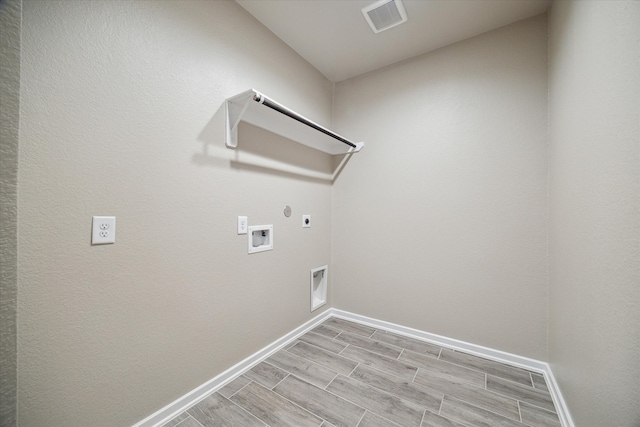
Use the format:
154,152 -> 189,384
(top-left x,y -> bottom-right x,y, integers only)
346,336 -> 404,364
311,324 -> 342,339
301,335 -> 409,371
336,343 -> 348,356
414,366 -> 526,415
487,373 -> 555,399
354,362 -> 446,405
372,327 -> 446,350
442,394 -> 526,425
346,362 -> 361,378
296,339 -> 349,355
326,319 -> 377,339
286,341 -> 363,379
354,410 -> 366,427
323,371 -> 341,391
433,348 -> 532,386
341,350 -> 421,384
442,348 -> 539,383
358,410 -> 404,427
329,322 -> 412,356
331,322 -> 442,360
517,400 -> 523,423
247,380 -> 328,426
295,374 -> 372,420
418,408 -> 427,427
518,398 -> 562,416
522,398 -> 562,414
318,375 -> 368,414
226,376 -> 254,399
179,376 -> 255,422
479,382 -> 555,418
403,348 -> 490,386
268,351 -> 341,389
160,412 -> 190,427
173,414 -> 204,427
269,373 -> 290,390
410,365 -> 419,383
341,343 -> 495,395
259,360 -> 298,389
188,415 -> 205,427
529,372 -> 535,388
426,407 -> 474,427
344,366 -> 442,419
197,388 -> 267,427
324,363 -> 470,426
483,383 -> 558,415
371,331 -> 444,358
335,339 -> 405,360
290,338 -> 350,358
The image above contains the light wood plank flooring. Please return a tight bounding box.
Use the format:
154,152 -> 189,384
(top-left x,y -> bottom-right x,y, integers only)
162,318 -> 561,427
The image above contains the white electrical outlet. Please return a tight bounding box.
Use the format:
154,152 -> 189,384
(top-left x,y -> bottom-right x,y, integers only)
92,216 -> 116,245
302,214 -> 311,228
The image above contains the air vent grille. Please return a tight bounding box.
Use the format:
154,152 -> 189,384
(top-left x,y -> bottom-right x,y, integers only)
362,0 -> 408,33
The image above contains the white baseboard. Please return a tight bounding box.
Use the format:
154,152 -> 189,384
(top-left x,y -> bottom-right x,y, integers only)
133,309 -> 334,427
331,310 -> 574,427
542,366 -> 575,427
134,308 -> 574,427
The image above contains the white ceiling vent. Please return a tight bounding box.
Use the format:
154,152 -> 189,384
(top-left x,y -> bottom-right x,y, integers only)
362,0 -> 408,34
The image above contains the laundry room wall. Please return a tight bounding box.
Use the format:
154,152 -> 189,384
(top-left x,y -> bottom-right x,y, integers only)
18,1 -> 333,425
332,14 -> 549,360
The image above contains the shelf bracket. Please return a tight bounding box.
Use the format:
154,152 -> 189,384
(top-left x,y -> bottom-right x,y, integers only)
225,90 -> 254,150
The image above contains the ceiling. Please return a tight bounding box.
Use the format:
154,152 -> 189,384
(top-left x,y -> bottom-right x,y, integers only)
235,0 -> 551,82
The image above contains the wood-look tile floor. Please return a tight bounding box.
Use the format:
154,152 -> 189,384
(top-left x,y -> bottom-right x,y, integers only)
162,318 -> 561,427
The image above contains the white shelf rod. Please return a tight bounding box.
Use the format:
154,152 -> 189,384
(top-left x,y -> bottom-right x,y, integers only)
225,89 -> 364,155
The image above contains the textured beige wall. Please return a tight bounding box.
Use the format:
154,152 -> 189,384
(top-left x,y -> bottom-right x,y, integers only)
548,1 -> 640,426
332,15 -> 549,360
1,0 -> 20,425
18,1 -> 333,426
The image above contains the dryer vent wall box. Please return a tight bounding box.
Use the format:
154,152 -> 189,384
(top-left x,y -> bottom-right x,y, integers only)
248,225 -> 273,254
311,265 -> 328,311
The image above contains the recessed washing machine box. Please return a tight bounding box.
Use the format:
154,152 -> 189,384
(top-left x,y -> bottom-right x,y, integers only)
310,265 -> 328,311
248,225 -> 273,254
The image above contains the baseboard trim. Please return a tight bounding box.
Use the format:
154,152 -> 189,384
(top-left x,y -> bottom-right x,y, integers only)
332,310 -> 574,427
542,365 -> 575,427
133,309 -> 334,427
331,310 -> 548,371
134,308 -> 574,427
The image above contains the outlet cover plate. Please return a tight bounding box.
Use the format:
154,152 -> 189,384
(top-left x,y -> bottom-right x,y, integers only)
237,216 -> 248,234
92,216 -> 116,245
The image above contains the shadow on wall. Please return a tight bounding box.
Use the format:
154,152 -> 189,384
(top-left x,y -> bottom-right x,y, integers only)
193,103 -> 354,184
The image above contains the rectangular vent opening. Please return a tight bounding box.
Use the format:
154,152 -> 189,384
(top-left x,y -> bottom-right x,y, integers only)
362,0 -> 408,33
